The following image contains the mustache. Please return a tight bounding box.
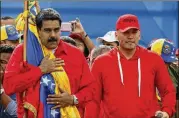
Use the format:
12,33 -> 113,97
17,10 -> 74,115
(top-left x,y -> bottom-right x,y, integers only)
48,37 -> 57,42
126,41 -> 135,43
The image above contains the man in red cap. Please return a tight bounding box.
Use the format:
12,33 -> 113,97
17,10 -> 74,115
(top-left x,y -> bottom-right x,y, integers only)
91,14 -> 176,118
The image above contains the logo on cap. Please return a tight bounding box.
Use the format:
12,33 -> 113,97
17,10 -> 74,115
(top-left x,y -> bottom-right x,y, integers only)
6,26 -> 16,36
162,44 -> 171,54
123,19 -> 136,23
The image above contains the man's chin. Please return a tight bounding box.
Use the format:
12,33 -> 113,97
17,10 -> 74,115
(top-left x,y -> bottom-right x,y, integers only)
124,46 -> 136,50
46,42 -> 59,50
46,45 -> 58,50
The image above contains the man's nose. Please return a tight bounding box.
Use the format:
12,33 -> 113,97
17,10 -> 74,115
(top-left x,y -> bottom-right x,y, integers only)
127,33 -> 135,39
50,31 -> 56,37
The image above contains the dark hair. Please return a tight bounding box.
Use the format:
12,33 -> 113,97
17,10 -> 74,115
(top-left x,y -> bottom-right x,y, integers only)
61,36 -> 77,46
35,8 -> 62,29
84,45 -> 89,57
0,44 -> 15,53
1,16 -> 14,20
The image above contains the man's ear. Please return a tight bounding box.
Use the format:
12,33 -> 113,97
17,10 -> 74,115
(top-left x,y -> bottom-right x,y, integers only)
37,28 -> 41,38
138,30 -> 141,40
115,31 -> 120,41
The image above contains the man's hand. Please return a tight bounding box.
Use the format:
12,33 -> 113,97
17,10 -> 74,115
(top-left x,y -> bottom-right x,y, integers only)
155,111 -> 169,118
47,86 -> 74,109
39,55 -> 65,74
71,18 -> 86,37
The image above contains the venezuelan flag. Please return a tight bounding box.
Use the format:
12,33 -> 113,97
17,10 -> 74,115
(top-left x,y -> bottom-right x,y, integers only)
16,1 -> 80,118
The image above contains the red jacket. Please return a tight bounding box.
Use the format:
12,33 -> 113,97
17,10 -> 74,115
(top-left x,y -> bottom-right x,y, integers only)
4,41 -> 95,118
91,46 -> 176,118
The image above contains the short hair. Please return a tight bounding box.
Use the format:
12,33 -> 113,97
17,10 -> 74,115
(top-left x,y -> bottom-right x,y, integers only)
61,36 -> 77,46
90,45 -> 111,63
0,44 -> 15,53
35,8 -> 62,29
1,16 -> 14,20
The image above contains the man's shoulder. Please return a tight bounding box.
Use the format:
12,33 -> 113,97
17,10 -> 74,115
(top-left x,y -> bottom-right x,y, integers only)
14,43 -> 23,52
139,46 -> 161,60
63,41 -> 84,55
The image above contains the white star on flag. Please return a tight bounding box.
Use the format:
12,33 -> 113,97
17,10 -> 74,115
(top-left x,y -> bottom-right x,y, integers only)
41,76 -> 50,86
51,109 -> 58,118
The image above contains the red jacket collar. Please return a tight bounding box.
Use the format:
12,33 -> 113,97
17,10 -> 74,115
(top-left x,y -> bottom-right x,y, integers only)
54,40 -> 68,56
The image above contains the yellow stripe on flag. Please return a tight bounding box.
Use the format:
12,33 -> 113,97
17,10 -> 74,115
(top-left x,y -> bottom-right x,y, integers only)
29,24 -> 81,118
1,26 -> 8,41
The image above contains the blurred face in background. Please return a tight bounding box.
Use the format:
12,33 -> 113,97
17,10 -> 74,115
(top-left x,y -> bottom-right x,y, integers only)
75,38 -> 85,53
0,52 -> 12,82
102,40 -> 118,48
1,39 -> 20,47
1,19 -> 15,26
38,20 -> 61,50
116,28 -> 140,50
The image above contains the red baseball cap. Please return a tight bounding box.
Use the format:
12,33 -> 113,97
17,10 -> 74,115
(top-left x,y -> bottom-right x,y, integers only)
116,14 -> 140,32
69,33 -> 83,42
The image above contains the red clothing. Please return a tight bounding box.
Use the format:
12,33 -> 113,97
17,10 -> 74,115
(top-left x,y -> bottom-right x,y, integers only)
4,40 -> 95,118
91,46 -> 176,118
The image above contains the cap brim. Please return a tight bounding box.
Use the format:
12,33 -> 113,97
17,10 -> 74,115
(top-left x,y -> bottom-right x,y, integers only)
162,55 -> 178,63
8,34 -> 23,41
97,37 -> 117,43
119,27 -> 140,32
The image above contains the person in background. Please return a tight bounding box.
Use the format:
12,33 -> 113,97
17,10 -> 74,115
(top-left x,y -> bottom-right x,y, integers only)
69,18 -> 95,57
96,31 -> 119,48
60,36 -> 77,46
173,48 -> 179,66
1,16 -> 15,26
151,38 -> 178,118
91,14 -> 176,118
1,25 -> 22,46
0,44 -> 17,118
89,45 -> 111,67
69,33 -> 90,57
175,48 -> 179,118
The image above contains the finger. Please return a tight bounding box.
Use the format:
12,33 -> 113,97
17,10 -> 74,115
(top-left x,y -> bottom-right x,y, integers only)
58,86 -> 65,93
54,58 -> 63,61
76,17 -> 80,22
55,60 -> 65,64
48,94 -> 61,98
47,98 -> 60,102
55,63 -> 65,67
53,68 -> 64,72
51,105 -> 61,110
47,101 -> 60,105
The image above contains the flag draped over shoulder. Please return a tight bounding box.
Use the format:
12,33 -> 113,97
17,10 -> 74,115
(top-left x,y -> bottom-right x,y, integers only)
15,1 -> 81,118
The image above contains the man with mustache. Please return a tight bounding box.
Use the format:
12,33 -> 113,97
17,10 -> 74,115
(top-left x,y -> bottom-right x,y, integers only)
3,8 -> 95,118
91,14 -> 176,118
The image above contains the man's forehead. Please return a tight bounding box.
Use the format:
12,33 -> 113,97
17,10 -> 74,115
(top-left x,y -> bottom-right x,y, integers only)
42,20 -> 60,28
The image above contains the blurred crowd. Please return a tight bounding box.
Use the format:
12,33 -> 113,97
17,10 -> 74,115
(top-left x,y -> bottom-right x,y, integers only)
0,8 -> 178,118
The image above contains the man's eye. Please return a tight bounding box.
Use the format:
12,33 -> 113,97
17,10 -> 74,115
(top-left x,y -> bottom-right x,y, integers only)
44,29 -> 51,32
54,29 -> 60,32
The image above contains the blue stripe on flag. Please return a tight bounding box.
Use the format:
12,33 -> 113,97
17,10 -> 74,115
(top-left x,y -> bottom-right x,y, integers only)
27,29 -> 61,118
